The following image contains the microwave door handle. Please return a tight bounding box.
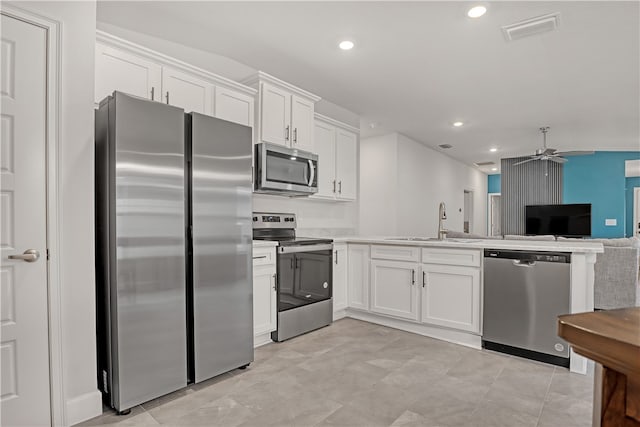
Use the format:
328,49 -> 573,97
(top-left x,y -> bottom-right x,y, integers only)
308,159 -> 315,187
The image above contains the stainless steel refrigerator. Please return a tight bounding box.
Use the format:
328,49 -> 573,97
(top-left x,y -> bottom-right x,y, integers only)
95,92 -> 253,413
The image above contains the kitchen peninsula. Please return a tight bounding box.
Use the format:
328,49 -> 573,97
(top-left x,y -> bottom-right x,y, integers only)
331,237 -> 604,373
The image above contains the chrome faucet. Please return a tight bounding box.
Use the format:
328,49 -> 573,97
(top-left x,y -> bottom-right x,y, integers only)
438,202 -> 448,240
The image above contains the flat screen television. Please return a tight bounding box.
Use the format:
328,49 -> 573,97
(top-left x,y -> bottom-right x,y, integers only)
525,204 -> 592,237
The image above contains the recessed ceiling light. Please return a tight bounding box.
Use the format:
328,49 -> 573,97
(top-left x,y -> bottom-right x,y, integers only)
491,167 -> 498,171
339,40 -> 354,50
489,147 -> 498,152
467,6 -> 487,18
453,121 -> 464,127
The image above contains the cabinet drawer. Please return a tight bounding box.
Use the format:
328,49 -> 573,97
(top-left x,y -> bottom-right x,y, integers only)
421,248 -> 481,267
252,248 -> 276,266
371,245 -> 420,262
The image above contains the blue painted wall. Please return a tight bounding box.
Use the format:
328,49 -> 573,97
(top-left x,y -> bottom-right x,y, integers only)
564,152 -> 640,238
488,174 -> 501,193
627,176 -> 640,237
489,152 -> 640,238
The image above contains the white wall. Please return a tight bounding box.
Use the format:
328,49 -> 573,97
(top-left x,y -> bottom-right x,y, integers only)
360,133 -> 487,237
8,1 -> 102,425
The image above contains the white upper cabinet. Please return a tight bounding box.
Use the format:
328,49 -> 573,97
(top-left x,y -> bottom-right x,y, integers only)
95,32 -> 255,124
311,116 -> 359,201
242,72 -> 320,149
313,121 -> 337,198
290,96 -> 314,151
214,87 -> 254,127
95,43 -> 161,103
260,83 -> 291,145
161,66 -> 213,115
335,128 -> 358,200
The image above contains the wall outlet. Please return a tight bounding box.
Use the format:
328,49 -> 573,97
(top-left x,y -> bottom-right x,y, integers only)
605,218 -> 617,226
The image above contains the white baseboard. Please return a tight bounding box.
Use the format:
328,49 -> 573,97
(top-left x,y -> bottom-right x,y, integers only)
66,389 -> 102,426
254,332 -> 273,348
345,309 -> 482,349
333,308 -> 347,321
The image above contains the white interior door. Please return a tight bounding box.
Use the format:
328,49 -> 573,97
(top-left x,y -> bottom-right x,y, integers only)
1,14 -> 51,426
488,194 -> 501,236
634,188 -> 640,238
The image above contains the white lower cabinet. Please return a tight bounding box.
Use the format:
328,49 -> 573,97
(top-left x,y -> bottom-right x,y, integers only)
370,260 -> 419,321
421,264 -> 481,333
332,243 -> 348,313
347,244 -> 370,311
253,248 -> 277,345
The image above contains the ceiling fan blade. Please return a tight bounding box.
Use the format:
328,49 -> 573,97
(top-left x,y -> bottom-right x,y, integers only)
553,150 -> 595,156
513,158 -> 537,166
542,148 -> 557,155
549,156 -> 568,164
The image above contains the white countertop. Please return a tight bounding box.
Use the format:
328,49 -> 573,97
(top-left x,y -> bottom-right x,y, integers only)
332,236 -> 604,254
252,240 -> 278,248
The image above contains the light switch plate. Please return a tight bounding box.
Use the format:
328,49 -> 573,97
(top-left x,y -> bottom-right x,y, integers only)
605,219 -> 617,226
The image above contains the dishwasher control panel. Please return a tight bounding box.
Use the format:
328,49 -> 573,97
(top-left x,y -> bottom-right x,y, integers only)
484,250 -> 570,263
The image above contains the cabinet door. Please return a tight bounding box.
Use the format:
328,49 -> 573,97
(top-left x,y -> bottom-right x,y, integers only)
253,264 -> 277,336
347,245 -> 370,311
421,264 -> 480,333
260,83 -> 291,146
335,129 -> 357,201
214,87 -> 254,127
95,43 -> 161,104
370,260 -> 419,321
333,244 -> 348,312
312,121 -> 337,199
161,66 -> 213,115
290,95 -> 314,151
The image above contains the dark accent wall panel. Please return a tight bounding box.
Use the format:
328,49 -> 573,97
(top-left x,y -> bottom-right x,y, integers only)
501,157 -> 563,235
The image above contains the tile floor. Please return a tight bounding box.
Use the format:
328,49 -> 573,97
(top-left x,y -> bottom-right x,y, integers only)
80,318 -> 593,427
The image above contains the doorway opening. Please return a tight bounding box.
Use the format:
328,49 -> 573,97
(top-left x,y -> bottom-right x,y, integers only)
463,190 -> 474,233
488,193 -> 502,237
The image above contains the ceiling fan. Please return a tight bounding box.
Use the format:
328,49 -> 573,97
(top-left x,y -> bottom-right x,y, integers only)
513,127 -> 594,166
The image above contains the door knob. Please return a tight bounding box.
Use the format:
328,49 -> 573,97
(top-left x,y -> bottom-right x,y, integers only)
8,249 -> 40,263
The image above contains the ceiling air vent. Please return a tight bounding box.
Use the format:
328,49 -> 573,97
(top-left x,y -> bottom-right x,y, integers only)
502,12 -> 560,42
474,161 -> 496,167
438,144 -> 453,149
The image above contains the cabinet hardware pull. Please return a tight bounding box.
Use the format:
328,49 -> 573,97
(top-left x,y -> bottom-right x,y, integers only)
290,258 -> 294,269
151,87 -> 155,101
273,273 -> 277,290
338,181 -> 342,194
166,91 -> 170,105
293,128 -> 298,143
253,255 -> 267,259
333,180 -> 336,193
335,250 -> 338,264
412,269 -> 415,285
285,125 -> 290,141
422,271 -> 426,287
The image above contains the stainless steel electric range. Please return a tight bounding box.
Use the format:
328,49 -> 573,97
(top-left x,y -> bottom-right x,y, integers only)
252,212 -> 333,341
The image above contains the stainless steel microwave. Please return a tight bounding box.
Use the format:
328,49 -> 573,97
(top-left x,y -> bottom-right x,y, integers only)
254,143 -> 318,196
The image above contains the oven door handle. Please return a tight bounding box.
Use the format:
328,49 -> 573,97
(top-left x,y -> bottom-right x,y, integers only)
279,244 -> 333,254
308,159 -> 315,187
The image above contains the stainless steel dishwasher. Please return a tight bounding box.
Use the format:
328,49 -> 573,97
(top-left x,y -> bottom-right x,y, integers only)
483,249 -> 571,367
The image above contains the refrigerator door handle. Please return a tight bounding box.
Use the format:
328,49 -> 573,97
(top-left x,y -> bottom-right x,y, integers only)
308,160 -> 315,187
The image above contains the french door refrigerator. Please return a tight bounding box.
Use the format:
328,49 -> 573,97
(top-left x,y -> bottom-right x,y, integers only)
95,92 -> 253,413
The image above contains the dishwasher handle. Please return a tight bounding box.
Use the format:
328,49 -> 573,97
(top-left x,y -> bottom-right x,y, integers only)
513,259 -> 536,267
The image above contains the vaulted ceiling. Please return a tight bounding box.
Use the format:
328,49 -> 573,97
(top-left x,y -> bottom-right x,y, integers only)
98,1 -> 639,172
